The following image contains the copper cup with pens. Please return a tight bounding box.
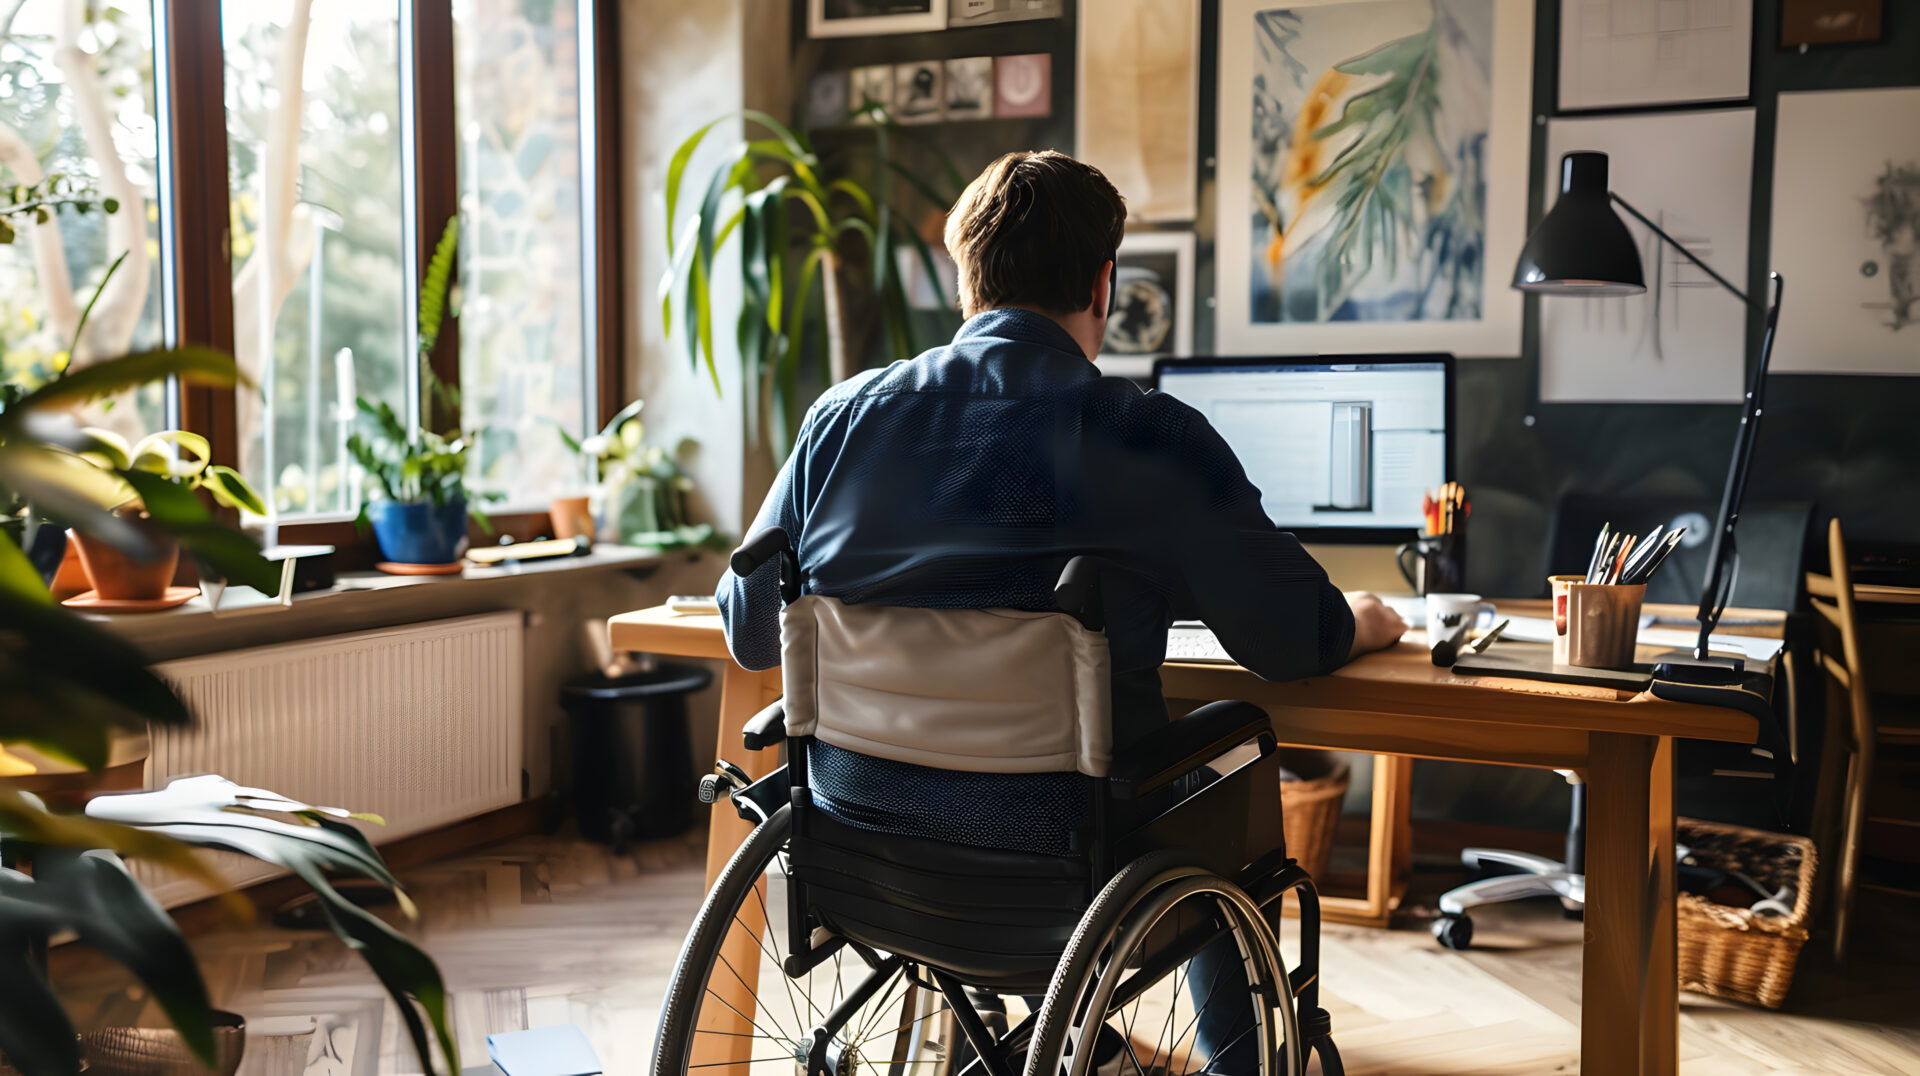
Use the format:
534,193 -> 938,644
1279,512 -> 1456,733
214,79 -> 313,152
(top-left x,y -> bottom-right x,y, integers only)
1397,482 -> 1470,596
1557,522 -> 1687,669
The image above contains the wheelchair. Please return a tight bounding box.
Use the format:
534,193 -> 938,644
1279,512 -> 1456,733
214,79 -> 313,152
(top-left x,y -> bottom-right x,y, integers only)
651,528 -> 1342,1076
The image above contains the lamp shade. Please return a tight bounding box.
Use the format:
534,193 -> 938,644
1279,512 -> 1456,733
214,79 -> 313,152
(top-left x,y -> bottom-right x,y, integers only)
1511,151 -> 1646,296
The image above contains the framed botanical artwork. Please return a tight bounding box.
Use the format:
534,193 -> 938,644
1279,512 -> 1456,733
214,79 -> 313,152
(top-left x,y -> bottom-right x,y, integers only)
1076,0 -> 1201,222
1214,0 -> 1533,357
1768,88 -> 1920,375
1098,231 -> 1195,377
808,0 -> 948,38
1559,0 -> 1750,111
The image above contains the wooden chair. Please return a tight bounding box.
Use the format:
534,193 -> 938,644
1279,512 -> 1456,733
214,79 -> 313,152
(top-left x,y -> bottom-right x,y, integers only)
1805,518 -> 1920,962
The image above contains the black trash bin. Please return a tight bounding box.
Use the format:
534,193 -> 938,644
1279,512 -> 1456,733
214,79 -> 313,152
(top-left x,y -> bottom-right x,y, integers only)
561,662 -> 711,852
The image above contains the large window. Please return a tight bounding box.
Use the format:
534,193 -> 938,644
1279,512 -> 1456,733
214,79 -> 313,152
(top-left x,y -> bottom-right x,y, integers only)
0,1 -> 618,535
0,1 -> 165,436
454,0 -> 595,505
224,0 -> 411,519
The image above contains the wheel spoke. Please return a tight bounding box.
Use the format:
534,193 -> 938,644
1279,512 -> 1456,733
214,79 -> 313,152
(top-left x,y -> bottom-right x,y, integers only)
751,882 -> 822,1028
1174,944 -> 1234,1076
714,950 -> 790,1040
703,986 -> 794,1047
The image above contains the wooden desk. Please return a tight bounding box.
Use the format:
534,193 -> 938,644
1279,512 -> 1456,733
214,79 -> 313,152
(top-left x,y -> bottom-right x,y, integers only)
609,601 -> 1777,1076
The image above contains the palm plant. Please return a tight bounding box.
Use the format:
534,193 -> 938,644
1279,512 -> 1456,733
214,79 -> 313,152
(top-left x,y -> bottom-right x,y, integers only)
659,107 -> 960,459
3,348 -> 459,1073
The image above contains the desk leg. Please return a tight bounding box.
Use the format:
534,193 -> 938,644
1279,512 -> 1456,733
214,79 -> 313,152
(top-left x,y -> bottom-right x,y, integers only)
1319,752 -> 1413,928
690,663 -> 785,1074
1583,732 -> 1678,1076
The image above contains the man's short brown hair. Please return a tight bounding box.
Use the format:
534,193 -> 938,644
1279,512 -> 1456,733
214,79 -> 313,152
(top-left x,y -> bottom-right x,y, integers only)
944,150 -> 1127,319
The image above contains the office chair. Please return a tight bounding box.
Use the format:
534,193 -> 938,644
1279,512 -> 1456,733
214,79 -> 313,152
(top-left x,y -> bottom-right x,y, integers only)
1432,494 -> 1812,950
655,528 -> 1343,1075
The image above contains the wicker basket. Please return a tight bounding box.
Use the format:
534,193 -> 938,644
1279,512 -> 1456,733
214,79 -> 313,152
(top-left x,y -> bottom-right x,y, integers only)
1676,817 -> 1818,1010
1277,748 -> 1351,884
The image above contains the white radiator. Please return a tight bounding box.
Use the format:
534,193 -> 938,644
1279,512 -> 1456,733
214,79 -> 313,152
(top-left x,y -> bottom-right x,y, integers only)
140,612 -> 525,906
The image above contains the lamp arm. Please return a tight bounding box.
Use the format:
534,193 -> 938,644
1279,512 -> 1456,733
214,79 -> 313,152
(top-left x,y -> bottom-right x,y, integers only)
1692,270 -> 1786,661
1609,192 -> 1752,307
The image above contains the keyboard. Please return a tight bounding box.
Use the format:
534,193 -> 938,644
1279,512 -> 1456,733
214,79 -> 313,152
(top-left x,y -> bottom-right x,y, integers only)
1165,623 -> 1235,664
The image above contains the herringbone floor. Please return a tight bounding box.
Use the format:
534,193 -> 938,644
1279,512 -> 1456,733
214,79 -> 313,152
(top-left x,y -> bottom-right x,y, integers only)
53,828 -> 1920,1074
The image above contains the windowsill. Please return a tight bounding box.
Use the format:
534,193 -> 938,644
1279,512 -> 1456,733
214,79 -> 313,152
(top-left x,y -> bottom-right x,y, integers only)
76,544 -> 684,644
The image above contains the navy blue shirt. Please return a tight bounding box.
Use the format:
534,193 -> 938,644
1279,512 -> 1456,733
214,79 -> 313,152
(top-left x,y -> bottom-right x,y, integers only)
716,308 -> 1355,749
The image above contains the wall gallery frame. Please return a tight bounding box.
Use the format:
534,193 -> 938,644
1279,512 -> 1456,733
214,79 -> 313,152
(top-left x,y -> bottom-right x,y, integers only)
1215,0 -> 1534,358
1770,87 -> 1920,376
1099,231 -> 1196,377
1076,0 -> 1202,222
1540,110 -> 1754,402
1558,0 -> 1751,112
808,0 -> 948,38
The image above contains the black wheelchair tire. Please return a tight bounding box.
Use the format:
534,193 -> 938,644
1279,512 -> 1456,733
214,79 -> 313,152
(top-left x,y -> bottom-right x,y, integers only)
651,805 -> 957,1076
1025,852 -> 1303,1076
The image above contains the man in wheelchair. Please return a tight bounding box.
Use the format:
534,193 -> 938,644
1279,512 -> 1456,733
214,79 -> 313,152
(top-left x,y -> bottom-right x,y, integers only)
654,152 -> 1406,1076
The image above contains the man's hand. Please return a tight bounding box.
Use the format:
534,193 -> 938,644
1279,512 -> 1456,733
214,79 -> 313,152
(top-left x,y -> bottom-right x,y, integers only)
1346,591 -> 1408,659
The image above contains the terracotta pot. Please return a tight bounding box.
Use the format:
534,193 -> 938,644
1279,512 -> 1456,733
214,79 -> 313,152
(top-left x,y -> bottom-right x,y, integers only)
70,512 -> 180,601
82,1010 -> 246,1075
550,495 -> 596,542
50,532 -> 92,601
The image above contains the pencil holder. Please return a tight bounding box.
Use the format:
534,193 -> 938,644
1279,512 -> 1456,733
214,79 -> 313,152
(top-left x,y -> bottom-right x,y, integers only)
1566,582 -> 1647,669
1397,533 -> 1466,596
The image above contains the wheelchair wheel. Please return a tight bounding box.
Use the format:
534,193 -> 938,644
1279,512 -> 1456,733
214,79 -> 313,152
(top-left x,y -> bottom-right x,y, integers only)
652,805 -> 957,1076
1026,854 -> 1303,1076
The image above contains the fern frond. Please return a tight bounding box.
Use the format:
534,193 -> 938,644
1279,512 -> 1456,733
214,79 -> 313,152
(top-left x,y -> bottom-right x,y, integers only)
418,217 -> 459,360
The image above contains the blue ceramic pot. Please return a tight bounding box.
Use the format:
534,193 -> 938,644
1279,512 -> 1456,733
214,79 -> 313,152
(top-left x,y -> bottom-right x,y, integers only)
366,496 -> 468,565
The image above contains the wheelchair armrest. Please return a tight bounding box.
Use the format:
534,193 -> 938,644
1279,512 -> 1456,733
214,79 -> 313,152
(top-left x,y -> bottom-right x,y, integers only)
742,700 -> 787,751
1109,700 -> 1271,799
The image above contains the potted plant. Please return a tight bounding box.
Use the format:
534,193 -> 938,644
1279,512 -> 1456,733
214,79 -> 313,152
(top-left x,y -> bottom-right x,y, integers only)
64,429 -> 265,601
346,219 -> 497,568
558,399 -> 713,550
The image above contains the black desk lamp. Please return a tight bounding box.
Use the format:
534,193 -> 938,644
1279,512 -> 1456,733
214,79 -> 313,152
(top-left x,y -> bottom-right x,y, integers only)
1514,151 -> 1784,680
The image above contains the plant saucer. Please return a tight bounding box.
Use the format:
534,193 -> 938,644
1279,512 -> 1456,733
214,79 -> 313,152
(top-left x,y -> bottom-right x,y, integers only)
376,561 -> 464,576
62,586 -> 200,613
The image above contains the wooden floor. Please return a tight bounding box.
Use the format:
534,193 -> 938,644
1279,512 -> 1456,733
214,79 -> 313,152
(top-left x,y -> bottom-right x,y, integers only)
54,827 -> 1920,1075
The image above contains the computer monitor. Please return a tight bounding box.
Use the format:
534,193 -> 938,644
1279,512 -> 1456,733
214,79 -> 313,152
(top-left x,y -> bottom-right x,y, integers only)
1153,355 -> 1454,544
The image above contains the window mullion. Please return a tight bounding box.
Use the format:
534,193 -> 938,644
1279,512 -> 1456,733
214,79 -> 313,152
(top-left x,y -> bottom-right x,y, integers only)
404,0 -> 462,436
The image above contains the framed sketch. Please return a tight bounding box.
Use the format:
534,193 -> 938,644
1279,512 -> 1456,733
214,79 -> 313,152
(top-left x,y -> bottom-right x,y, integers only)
1077,0 -> 1201,222
894,60 -> 945,123
1559,0 -> 1750,111
808,0 -> 947,38
948,0 -> 1063,27
1215,0 -> 1533,358
1098,231 -> 1195,376
945,57 -> 996,120
1540,110 -> 1754,402
1769,88 -> 1920,376
850,65 -> 894,122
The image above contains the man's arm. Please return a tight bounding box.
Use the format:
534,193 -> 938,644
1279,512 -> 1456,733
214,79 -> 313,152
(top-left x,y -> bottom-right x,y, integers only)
1158,407 -> 1401,678
714,420 -> 813,671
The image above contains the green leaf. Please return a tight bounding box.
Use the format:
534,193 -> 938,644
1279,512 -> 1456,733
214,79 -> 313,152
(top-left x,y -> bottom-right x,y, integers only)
68,249 -> 129,360
202,465 -> 266,515
664,117 -> 725,254
418,217 -> 460,360
121,471 -> 278,593
0,529 -> 50,606
595,398 -> 646,442
3,347 -> 243,418
896,216 -> 949,312
0,925 -> 82,1075
0,595 -> 191,766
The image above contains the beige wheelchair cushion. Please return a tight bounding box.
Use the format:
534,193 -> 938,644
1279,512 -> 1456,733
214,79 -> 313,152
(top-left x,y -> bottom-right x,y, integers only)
779,595 -> 1113,777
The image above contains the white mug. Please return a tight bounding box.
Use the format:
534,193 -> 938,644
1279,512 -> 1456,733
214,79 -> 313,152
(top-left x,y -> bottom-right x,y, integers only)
1426,592 -> 1496,642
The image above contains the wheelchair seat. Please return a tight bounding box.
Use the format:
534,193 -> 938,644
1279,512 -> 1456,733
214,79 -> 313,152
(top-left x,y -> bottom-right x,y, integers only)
651,528 -> 1342,1076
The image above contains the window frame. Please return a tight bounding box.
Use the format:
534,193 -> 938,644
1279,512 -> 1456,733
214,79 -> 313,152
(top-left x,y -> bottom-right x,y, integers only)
157,0 -> 625,560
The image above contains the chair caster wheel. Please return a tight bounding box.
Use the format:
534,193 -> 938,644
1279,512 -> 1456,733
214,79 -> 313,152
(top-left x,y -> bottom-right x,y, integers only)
1432,912 -> 1474,950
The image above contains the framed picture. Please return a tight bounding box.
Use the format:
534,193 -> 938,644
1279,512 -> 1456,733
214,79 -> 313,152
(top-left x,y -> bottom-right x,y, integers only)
1768,87 -> 1920,376
1780,0 -> 1882,48
850,65 -> 895,122
1559,0 -> 1751,111
893,60 -> 945,124
808,0 -> 947,38
994,53 -> 1052,118
945,57 -> 996,121
1076,0 -> 1201,222
948,0 -> 1064,27
1214,0 -> 1534,357
1540,110 -> 1755,402
1098,231 -> 1195,376
805,71 -> 850,128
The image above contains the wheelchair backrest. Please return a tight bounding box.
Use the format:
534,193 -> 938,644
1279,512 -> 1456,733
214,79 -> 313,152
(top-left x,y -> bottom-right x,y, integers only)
779,594 -> 1114,777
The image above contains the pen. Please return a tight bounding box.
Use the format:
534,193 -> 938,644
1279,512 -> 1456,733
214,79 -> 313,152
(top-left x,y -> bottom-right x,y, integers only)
1464,619 -> 1509,655
1587,523 -> 1611,584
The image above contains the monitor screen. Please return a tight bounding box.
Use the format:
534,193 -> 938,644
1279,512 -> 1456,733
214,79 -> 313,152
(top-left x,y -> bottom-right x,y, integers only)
1154,356 -> 1452,539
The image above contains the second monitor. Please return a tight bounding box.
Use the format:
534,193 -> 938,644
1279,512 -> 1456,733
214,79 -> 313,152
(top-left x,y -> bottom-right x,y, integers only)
1153,355 -> 1453,544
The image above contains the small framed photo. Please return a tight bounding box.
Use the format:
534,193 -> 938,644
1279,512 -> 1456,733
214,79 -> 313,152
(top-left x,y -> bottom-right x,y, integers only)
893,60 -> 945,124
1099,231 -> 1194,376
948,0 -> 1063,28
850,64 -> 894,122
808,0 -> 948,38
944,57 -> 995,121
1780,0 -> 1883,47
993,53 -> 1052,118
804,71 -> 850,129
